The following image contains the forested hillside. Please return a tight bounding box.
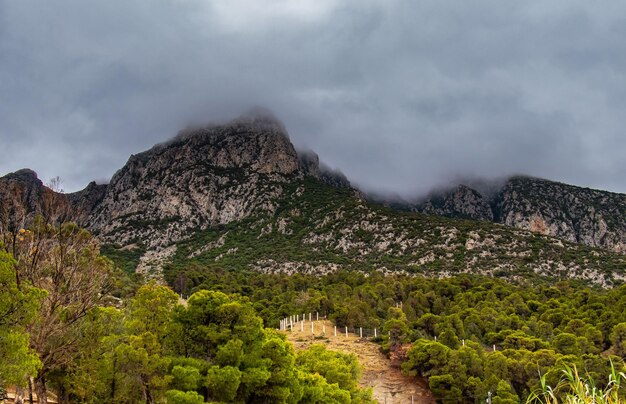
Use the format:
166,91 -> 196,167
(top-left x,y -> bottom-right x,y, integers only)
2,114 -> 625,287
2,114 -> 626,403
4,218 -> 626,402
155,269 -> 626,402
154,177 -> 626,290
0,225 -> 373,403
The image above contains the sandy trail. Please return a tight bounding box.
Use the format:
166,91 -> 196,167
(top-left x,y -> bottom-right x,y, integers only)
284,320 -> 435,404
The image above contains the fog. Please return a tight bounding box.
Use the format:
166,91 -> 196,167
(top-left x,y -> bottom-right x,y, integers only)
1,1 -> 625,197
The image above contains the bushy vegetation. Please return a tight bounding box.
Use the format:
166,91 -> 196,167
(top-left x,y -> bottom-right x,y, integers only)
162,268 -> 626,402
156,178 -> 626,290
0,220 -> 373,403
528,362 -> 626,403
58,284 -> 372,403
4,177 -> 626,403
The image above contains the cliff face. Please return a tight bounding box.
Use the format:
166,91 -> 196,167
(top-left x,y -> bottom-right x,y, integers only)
0,169 -> 48,229
1,113 -> 624,283
420,185 -> 494,221
67,181 -> 108,225
87,114 -> 306,249
494,177 -> 626,253
0,169 -> 108,229
413,176 -> 626,254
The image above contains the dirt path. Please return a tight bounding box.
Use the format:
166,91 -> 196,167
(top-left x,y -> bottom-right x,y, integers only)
284,320 -> 435,404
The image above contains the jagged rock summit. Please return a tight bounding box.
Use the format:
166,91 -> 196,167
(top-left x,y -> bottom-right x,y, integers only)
0,168 -> 47,227
420,185 -> 494,221
411,176 -> 626,254
85,112 -> 350,253
1,112 -> 625,285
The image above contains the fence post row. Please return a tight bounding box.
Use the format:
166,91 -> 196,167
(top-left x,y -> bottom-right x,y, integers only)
280,312 -> 503,356
282,312 -> 449,342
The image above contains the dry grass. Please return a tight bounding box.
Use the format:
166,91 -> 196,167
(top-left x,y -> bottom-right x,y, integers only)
284,320 -> 435,404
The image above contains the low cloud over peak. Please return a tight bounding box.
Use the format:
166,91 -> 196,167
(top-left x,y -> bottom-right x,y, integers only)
1,1 -> 625,195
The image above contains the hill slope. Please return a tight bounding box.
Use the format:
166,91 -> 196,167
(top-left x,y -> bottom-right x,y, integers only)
1,112 -> 625,287
161,176 -> 626,290
402,177 -> 626,254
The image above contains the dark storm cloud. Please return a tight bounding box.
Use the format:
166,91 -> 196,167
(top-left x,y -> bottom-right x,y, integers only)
1,0 -> 625,196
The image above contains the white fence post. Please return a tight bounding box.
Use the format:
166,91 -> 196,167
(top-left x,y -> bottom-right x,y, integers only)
334,326 -> 337,336
360,327 -> 363,338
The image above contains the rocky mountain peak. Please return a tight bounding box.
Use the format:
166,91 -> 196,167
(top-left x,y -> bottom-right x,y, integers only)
67,181 -> 109,225
3,168 -> 41,183
494,175 -> 626,253
0,168 -> 47,228
419,184 -> 494,221
85,113 -> 325,273
407,175 -> 626,253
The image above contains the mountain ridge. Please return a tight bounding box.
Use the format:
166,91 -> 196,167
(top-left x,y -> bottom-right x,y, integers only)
1,113 -> 625,286
391,175 -> 626,254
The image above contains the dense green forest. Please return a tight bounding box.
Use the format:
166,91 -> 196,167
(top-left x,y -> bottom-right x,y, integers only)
158,267 -> 626,402
0,220 -> 372,403
2,217 -> 626,403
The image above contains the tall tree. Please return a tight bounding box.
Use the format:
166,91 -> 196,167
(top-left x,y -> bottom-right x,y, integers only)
0,251 -> 44,386
8,220 -> 112,403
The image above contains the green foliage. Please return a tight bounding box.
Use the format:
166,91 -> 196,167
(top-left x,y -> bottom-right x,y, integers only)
4,204 -> 626,403
0,330 -> 42,386
297,344 -> 360,392
100,244 -> 145,275
162,177 -> 626,298
0,251 -> 44,385
171,365 -> 202,392
165,390 -> 205,404
180,271 -> 626,402
611,323 -> 626,358
205,365 -> 242,402
382,307 -> 412,352
527,361 -> 626,403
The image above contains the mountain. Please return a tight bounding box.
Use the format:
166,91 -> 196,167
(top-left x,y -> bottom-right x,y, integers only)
1,112 -> 625,287
420,184 -> 494,221
406,177 -> 626,254
0,169 -> 47,229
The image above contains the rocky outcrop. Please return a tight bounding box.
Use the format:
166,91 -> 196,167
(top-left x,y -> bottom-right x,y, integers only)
411,176 -> 626,254
0,169 -> 48,229
86,113 -> 305,249
0,112 -> 358,274
298,150 -> 352,189
1,111 -> 624,284
67,181 -> 108,225
419,185 -> 494,221
494,176 -> 626,254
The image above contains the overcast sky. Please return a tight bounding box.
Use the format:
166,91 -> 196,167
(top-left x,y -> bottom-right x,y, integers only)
1,1 -> 625,196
